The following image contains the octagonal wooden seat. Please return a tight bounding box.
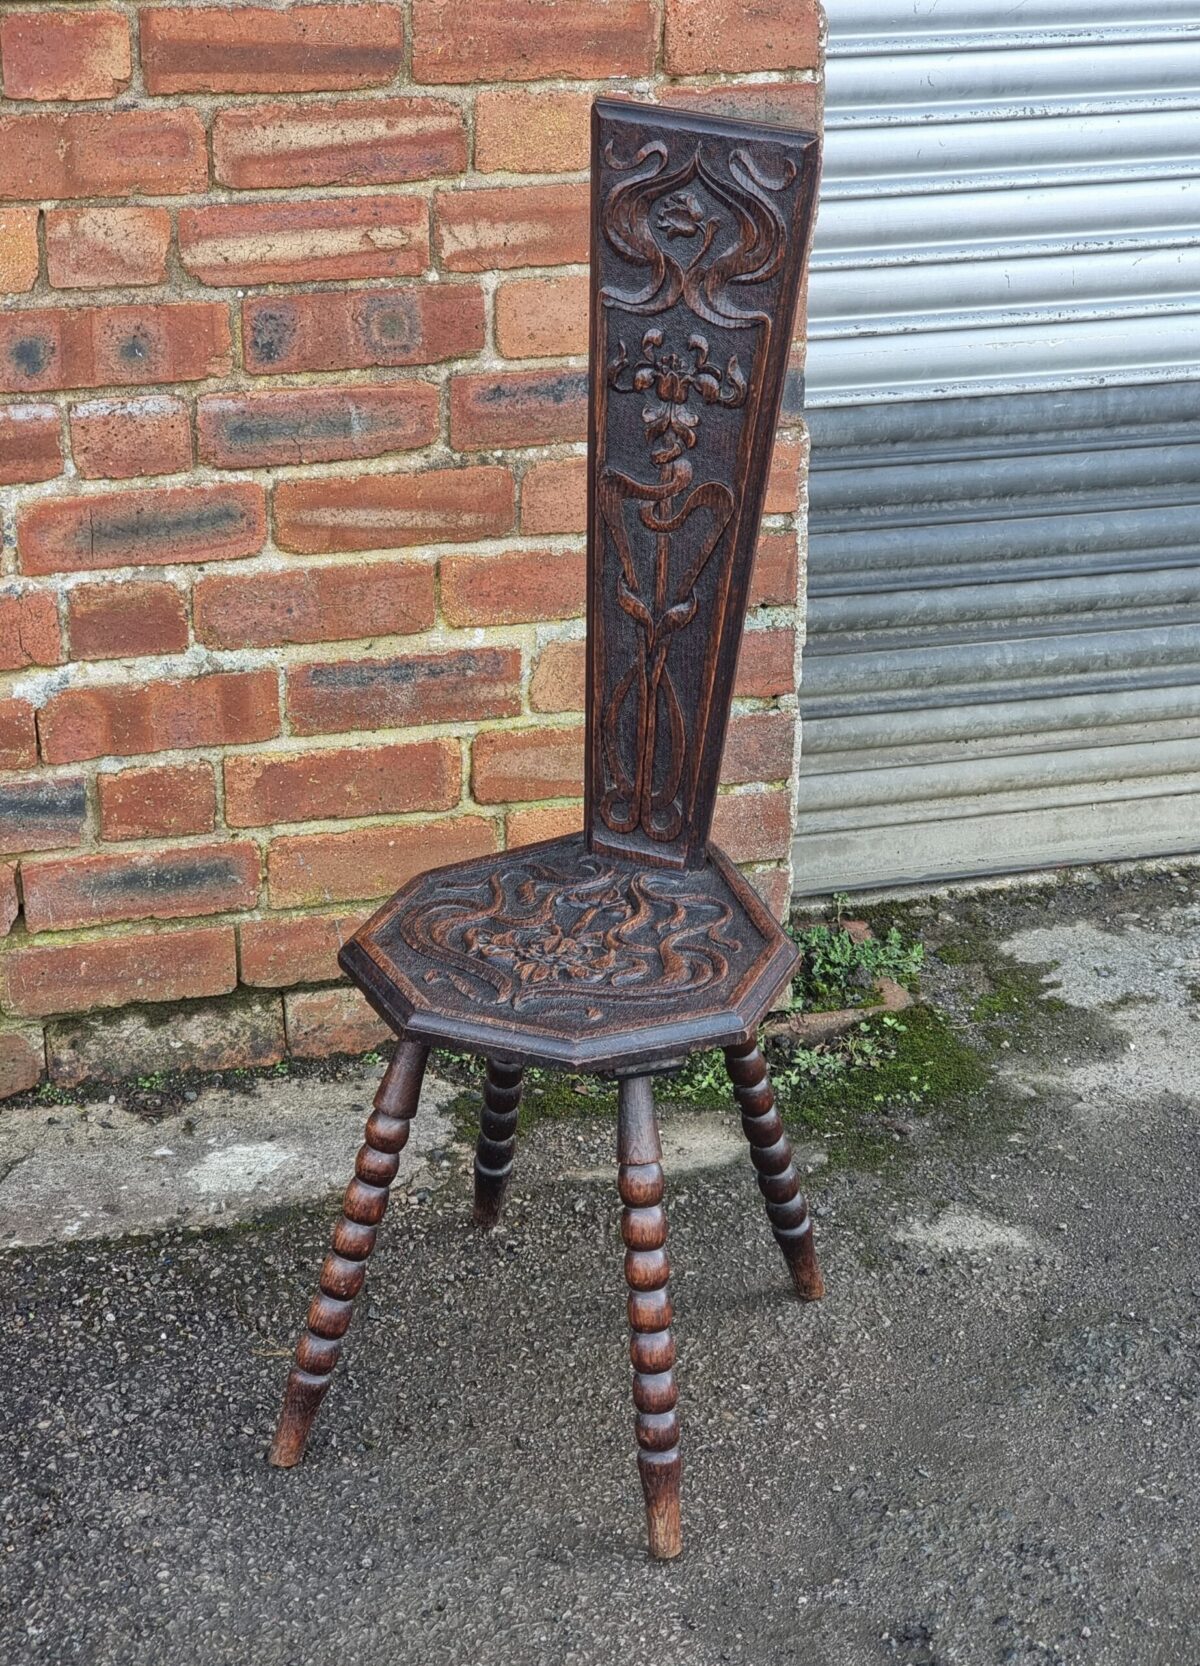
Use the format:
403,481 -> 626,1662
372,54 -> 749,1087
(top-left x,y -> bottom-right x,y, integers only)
270,97 -> 823,1562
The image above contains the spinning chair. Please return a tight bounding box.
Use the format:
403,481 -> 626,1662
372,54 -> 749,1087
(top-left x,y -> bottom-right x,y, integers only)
270,97 -> 823,1560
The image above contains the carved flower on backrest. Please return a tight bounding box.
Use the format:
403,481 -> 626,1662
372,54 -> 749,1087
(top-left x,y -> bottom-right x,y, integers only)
608,328 -> 748,464
656,190 -> 707,239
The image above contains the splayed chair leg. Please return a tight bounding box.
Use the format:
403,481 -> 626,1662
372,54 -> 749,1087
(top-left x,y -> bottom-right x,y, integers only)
724,1034 -> 825,1301
269,1038 -> 430,1468
473,1059 -> 523,1228
618,1074 -> 682,1559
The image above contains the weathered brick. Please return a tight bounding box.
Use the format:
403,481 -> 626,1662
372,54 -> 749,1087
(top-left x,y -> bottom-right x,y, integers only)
38,670 -> 280,765
765,436 -> 802,515
22,842 -> 259,933
0,405 -> 60,486
285,986 -> 391,1058
413,0 -> 654,82
98,763 -> 216,841
1,924 -> 237,1018
225,737 -> 460,826
0,302 -> 232,396
720,710 -> 794,786
435,182 -> 588,273
664,0 -> 820,74
19,483 -> 265,577
197,383 -> 438,470
287,647 -> 522,735
751,530 -> 798,608
67,580 -> 189,662
194,560 -> 435,651
141,5 -> 404,94
0,109 -> 207,201
505,802 -> 582,847
0,1027 -> 44,1099
735,628 -> 794,698
46,993 -> 285,1088
472,725 -> 583,804
474,87 -> 591,173
243,283 -> 484,376
214,97 -> 466,190
529,638 -> 583,712
240,910 -> 364,988
521,456 -> 585,534
710,788 -> 792,862
495,274 -> 588,360
661,78 -> 822,129
0,699 -> 37,769
1,865 -> 18,936
275,465 -> 514,554
0,10 -> 131,101
45,207 -> 171,291
269,814 -> 496,908
70,396 -> 192,480
0,209 -> 39,293
179,197 -> 429,287
450,367 -> 588,449
440,548 -> 584,627
750,863 -> 790,921
0,588 -> 61,670
0,774 -> 87,857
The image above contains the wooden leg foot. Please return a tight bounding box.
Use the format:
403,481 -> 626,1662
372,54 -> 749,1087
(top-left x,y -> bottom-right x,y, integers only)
473,1060 -> 522,1229
269,1038 -> 429,1468
724,1035 -> 826,1302
618,1075 -> 683,1559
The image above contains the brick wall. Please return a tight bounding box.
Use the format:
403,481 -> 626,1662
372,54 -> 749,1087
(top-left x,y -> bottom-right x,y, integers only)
0,0 -> 823,1097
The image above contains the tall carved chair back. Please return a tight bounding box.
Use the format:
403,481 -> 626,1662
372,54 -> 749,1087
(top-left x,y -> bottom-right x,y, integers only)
270,98 -> 823,1565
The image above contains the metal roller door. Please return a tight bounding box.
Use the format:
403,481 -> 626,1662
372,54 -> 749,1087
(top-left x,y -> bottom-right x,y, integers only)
795,1 -> 1200,892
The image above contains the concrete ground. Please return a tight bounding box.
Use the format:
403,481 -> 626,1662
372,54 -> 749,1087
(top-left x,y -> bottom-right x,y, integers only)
1,865 -> 1198,1666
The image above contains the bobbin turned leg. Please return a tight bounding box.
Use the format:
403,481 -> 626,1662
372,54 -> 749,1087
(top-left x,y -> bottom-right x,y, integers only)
473,1059 -> 523,1228
269,1038 -> 429,1468
724,1034 -> 825,1301
618,1075 -> 682,1560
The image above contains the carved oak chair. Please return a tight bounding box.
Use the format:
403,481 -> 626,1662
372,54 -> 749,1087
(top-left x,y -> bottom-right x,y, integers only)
270,98 -> 823,1560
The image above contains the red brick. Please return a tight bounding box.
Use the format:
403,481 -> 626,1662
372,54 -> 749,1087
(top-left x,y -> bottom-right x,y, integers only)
0,405 -> 60,486
1,10 -> 131,101
472,725 -> 583,804
269,815 -> 496,908
243,283 -> 484,376
413,0 -> 654,82
98,763 -> 216,841
38,670 -> 280,765
735,628 -> 795,698
661,78 -> 822,130
70,396 -> 192,481
19,483 -> 265,577
275,465 -> 515,554
751,531 -> 798,608
67,580 -> 189,662
197,383 -> 438,470
710,788 -> 792,862
505,802 -> 582,846
240,910 -> 364,988
45,208 -> 171,291
664,0 -> 820,74
179,197 -> 429,288
521,456 -> 585,534
0,699 -> 37,769
495,274 -> 588,360
0,774 -> 87,857
765,436 -> 802,515
1,864 -> 18,936
0,302 -> 231,395
225,737 -> 460,826
214,97 -> 466,190
720,710 -> 794,786
474,87 -> 591,173
450,367 -> 587,449
0,209 -> 39,292
440,548 -> 584,627
22,841 -> 260,933
141,5 -> 404,94
0,109 -> 207,201
194,560 -> 435,651
1,924 -> 238,1018
45,993 -> 286,1088
285,986 -> 391,1058
435,182 -> 588,273
529,638 -> 583,712
0,1027 -> 43,1099
287,647 -> 522,735
0,588 -> 61,670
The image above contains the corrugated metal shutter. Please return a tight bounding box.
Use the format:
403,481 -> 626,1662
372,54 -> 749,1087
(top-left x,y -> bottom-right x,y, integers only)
795,0 -> 1200,892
